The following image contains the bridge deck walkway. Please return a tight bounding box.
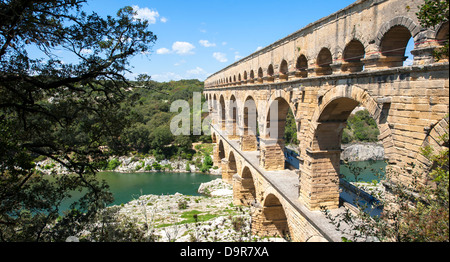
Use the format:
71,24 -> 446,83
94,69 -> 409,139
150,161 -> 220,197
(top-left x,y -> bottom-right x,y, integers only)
212,125 -> 349,242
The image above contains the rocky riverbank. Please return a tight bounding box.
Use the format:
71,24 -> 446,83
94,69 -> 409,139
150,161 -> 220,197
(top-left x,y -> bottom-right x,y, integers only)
341,142 -> 385,162
69,178 -> 284,242
35,154 -> 221,176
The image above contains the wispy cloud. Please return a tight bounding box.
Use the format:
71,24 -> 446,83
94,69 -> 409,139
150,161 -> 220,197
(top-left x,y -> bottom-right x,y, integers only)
156,42 -> 195,55
199,40 -> 216,47
172,42 -> 195,55
213,52 -> 227,63
132,5 -> 160,24
156,47 -> 171,55
151,72 -> 183,82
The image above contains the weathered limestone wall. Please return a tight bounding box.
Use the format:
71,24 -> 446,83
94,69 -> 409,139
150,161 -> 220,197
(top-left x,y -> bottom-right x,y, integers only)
204,0 -> 449,240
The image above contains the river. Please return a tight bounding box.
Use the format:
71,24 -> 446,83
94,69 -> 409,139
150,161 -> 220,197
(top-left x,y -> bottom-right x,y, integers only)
59,172 -> 219,212
59,161 -> 385,213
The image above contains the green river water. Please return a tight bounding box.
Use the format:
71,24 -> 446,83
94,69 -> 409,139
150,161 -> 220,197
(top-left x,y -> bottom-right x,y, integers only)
59,160 -> 386,212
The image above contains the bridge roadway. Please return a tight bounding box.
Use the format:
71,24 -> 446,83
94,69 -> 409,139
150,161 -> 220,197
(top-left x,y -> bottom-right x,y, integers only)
211,124 -> 350,242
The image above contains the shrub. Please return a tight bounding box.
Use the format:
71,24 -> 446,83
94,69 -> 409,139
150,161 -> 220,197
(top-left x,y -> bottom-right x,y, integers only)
106,159 -> 121,170
152,162 -> 161,171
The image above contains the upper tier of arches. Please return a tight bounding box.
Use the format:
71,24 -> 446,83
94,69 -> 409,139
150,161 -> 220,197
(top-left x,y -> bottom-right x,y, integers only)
205,9 -> 448,89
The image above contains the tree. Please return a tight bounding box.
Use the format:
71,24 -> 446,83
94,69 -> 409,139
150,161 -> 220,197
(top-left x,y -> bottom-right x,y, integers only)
416,0 -> 449,60
0,0 -> 156,241
324,132 -> 448,242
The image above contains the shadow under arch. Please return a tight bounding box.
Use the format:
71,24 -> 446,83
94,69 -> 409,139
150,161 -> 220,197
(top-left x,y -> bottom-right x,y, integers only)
252,193 -> 290,239
233,166 -> 256,207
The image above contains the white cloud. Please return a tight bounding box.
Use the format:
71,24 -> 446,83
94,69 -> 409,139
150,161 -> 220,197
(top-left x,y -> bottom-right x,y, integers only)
199,40 -> 216,48
80,48 -> 93,54
186,67 -> 209,81
160,17 -> 168,23
132,5 -> 160,24
222,42 -> 227,46
156,47 -> 171,54
156,42 -> 195,56
213,52 -> 228,63
172,41 -> 195,55
256,46 -> 263,51
235,55 -> 243,61
187,67 -> 207,75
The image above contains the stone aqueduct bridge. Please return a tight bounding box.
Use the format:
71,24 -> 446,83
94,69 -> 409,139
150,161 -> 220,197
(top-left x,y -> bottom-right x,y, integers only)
203,0 -> 449,242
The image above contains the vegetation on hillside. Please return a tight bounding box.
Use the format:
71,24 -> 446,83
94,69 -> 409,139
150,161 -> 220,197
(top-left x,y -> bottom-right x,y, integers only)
121,79 -> 211,161
342,110 -> 380,144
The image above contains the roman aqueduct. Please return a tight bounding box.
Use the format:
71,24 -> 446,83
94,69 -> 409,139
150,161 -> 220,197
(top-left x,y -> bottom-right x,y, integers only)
203,0 -> 449,241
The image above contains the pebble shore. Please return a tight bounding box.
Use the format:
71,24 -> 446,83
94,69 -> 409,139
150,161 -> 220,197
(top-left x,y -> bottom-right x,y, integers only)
73,178 -> 285,242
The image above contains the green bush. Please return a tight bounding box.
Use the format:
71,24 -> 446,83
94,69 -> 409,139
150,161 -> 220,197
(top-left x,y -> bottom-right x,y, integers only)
106,159 -> 121,170
200,154 -> 213,173
152,162 -> 161,171
185,162 -> 191,172
342,109 -> 380,143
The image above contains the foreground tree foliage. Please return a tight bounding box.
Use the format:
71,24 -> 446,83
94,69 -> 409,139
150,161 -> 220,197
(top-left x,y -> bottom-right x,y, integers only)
0,0 -> 156,241
324,132 -> 449,242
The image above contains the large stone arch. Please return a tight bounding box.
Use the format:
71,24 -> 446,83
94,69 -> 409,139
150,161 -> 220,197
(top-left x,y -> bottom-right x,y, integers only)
260,95 -> 298,171
233,165 -> 257,206
414,117 -> 449,185
300,84 -> 394,210
376,16 -> 421,68
252,193 -> 290,238
375,16 -> 421,47
222,150 -> 238,184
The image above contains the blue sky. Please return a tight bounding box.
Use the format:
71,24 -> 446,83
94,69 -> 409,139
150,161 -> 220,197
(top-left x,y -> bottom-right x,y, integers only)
81,0 -> 361,82
33,0 -> 414,82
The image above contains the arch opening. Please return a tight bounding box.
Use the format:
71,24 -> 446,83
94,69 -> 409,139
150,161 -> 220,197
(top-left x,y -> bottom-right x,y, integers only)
219,95 -> 226,130
222,151 -> 237,183
267,64 -> 274,76
227,95 -> 239,140
263,97 -> 298,170
280,60 -> 289,80
241,96 -> 259,152
435,21 -> 449,61
295,55 -> 308,78
306,96 -> 386,211
316,48 -> 333,75
380,25 -> 413,67
343,40 -> 365,72
217,139 -> 225,165
253,194 -> 290,239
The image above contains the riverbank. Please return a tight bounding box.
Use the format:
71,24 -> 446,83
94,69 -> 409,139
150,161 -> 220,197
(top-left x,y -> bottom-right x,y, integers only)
70,178 -> 285,242
35,154 -> 221,176
341,142 -> 385,162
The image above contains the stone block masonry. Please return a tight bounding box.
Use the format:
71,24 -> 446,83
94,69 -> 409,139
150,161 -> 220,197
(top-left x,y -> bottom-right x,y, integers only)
203,0 -> 449,241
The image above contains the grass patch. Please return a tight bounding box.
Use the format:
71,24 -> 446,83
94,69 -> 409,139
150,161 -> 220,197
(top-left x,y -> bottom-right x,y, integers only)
180,210 -> 221,224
